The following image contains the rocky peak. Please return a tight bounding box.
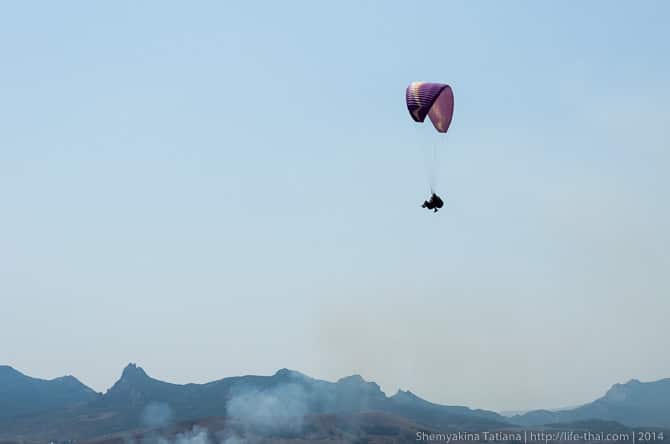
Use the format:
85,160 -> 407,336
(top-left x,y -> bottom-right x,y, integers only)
336,374 -> 386,402
337,374 -> 366,385
391,389 -> 422,403
104,363 -> 154,404
603,379 -> 641,403
122,363 -> 148,378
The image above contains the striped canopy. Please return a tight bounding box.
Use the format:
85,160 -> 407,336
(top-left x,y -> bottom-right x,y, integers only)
405,82 -> 454,133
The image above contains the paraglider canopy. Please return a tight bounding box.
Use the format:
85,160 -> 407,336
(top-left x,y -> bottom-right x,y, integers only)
422,193 -> 444,212
406,82 -> 454,133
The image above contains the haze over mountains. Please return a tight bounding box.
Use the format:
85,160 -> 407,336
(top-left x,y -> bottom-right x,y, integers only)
513,378 -> 670,428
0,365 -> 98,420
1,363 -> 668,442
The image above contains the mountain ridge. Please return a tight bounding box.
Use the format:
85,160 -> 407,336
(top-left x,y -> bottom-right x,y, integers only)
1,363 -> 669,441
0,363 -> 508,440
0,365 -> 99,421
512,377 -> 670,428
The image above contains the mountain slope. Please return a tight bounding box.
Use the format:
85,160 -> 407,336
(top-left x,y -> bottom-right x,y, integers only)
388,389 -> 504,428
98,364 -> 509,431
4,363 -> 669,442
84,412 -> 439,444
0,363 -> 508,441
512,378 -> 670,428
0,365 -> 99,420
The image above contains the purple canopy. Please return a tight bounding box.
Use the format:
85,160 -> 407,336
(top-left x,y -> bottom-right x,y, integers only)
406,82 -> 454,133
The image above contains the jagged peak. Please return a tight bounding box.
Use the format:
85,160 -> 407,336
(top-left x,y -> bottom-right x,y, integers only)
121,363 -> 150,380
103,363 -> 155,400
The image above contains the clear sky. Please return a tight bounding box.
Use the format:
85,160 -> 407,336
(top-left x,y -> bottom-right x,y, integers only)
1,1 -> 669,412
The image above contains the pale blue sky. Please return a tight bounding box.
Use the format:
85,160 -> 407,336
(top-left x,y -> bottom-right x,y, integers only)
1,1 -> 669,411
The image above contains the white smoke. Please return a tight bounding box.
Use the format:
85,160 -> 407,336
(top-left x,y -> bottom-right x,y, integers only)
220,382 -> 310,444
217,436 -> 245,444
226,383 -> 308,432
129,382 -> 311,444
125,426 -> 212,444
141,402 -> 175,428
168,426 -> 211,444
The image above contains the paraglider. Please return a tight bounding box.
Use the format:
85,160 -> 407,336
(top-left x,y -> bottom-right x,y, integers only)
405,82 -> 454,213
422,193 -> 444,213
